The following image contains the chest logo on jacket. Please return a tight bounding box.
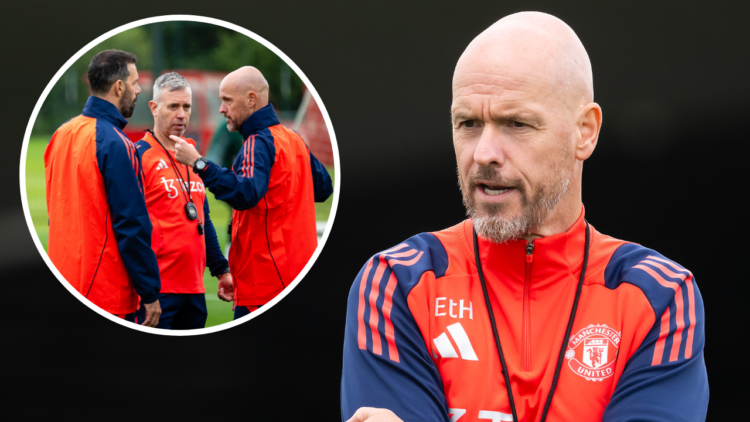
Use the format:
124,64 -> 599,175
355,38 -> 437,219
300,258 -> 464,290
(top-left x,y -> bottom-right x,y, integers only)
565,324 -> 620,381
159,177 -> 205,199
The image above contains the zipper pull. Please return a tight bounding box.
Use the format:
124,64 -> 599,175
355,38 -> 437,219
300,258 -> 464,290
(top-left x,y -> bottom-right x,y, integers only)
526,241 -> 534,263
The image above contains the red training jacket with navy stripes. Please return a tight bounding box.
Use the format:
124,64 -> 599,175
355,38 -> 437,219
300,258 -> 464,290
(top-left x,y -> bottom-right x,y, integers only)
198,104 -> 332,307
341,208 -> 708,422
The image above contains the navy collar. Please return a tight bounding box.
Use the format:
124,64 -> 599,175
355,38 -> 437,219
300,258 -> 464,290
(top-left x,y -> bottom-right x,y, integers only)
239,104 -> 280,138
81,96 -> 128,129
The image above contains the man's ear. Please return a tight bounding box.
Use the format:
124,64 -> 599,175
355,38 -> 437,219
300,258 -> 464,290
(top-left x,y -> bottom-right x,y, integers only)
247,91 -> 257,109
575,102 -> 602,161
112,79 -> 125,99
149,100 -> 158,118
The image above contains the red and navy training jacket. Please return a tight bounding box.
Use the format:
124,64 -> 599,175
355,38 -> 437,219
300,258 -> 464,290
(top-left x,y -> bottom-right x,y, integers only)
341,209 -> 708,422
198,104 -> 333,306
134,132 -> 229,294
45,96 -> 161,314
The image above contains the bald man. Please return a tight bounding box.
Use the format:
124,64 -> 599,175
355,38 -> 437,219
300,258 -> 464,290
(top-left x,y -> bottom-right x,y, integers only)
174,66 -> 333,319
341,12 -> 707,422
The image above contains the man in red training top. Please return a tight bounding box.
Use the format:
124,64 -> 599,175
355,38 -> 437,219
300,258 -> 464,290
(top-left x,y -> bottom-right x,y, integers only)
133,72 -> 232,329
45,50 -> 162,326
173,67 -> 333,318
341,12 -> 708,422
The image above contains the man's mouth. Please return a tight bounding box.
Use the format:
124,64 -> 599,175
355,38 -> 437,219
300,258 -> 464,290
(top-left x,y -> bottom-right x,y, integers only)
478,183 -> 512,196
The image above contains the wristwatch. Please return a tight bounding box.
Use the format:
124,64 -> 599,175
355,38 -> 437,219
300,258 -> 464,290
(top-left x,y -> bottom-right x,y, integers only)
193,157 -> 209,174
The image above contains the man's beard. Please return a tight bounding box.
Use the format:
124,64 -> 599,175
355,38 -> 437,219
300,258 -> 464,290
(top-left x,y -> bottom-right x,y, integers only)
119,85 -> 137,118
459,140 -> 572,243
226,118 -> 237,132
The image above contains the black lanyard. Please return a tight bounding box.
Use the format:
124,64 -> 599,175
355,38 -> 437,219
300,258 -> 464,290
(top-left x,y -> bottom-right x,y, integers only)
472,222 -> 590,422
147,130 -> 204,235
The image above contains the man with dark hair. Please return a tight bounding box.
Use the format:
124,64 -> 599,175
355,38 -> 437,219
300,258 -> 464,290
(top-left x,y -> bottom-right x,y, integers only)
87,49 -> 139,118
45,49 -> 162,326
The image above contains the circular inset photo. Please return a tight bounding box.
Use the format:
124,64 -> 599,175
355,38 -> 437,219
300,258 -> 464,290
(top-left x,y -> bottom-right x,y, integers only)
20,15 -> 340,335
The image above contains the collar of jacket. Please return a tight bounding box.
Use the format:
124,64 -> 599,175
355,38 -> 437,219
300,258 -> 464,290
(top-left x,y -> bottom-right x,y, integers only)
81,96 -> 128,130
466,205 -> 588,285
239,103 -> 280,138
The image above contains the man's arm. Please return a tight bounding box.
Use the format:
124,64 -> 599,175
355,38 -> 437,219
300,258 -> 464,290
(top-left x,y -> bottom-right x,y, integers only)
96,128 -> 161,307
309,151 -> 333,202
203,199 -> 229,276
202,199 -> 233,302
341,251 -> 448,422
174,134 -> 274,211
604,263 -> 708,421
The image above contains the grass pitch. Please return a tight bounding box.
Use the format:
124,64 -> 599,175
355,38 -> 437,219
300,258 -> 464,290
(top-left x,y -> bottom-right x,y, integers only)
25,136 -> 334,328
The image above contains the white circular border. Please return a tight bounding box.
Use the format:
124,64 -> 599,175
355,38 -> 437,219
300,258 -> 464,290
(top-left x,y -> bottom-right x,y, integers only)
18,15 -> 341,336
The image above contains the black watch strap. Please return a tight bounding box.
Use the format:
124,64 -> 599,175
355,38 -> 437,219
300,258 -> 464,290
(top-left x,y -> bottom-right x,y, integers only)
193,157 -> 209,174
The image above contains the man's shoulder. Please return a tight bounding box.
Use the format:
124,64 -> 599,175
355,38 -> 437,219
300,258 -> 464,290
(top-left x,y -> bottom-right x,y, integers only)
134,138 -> 154,157
355,221 -> 472,293
92,119 -> 131,148
266,124 -> 306,150
594,230 -> 696,316
52,114 -> 95,142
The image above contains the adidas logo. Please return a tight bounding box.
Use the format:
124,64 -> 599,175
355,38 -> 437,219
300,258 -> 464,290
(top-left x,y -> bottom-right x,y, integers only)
432,322 -> 478,361
156,159 -> 168,170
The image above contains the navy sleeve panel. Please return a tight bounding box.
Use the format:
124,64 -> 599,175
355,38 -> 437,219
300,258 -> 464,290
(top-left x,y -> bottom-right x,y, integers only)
341,233 -> 450,422
199,128 -> 275,211
309,151 -> 333,202
95,124 -> 161,304
203,198 -> 229,277
603,244 -> 708,421
134,139 -> 152,158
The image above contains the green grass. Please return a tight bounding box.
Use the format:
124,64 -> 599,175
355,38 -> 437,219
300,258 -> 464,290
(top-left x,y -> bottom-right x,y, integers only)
25,136 -> 335,328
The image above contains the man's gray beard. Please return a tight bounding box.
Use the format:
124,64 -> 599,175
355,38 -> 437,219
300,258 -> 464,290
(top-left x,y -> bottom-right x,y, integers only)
459,142 -> 572,244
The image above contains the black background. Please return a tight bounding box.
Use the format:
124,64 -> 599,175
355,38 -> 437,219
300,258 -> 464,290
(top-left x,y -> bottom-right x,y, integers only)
3,0 -> 747,420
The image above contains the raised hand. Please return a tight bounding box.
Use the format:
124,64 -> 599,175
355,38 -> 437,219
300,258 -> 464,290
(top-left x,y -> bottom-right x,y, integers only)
172,135 -> 201,167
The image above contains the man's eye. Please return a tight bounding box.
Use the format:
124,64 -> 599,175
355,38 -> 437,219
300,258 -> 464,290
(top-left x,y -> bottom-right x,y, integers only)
511,121 -> 525,128
463,120 -> 475,128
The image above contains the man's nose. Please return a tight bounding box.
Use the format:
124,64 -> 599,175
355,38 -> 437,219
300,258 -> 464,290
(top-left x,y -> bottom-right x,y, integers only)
219,103 -> 226,114
473,124 -> 507,168
134,83 -> 141,95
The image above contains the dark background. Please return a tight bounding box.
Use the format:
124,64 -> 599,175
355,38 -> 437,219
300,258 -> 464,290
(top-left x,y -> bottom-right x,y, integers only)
3,0 -> 747,420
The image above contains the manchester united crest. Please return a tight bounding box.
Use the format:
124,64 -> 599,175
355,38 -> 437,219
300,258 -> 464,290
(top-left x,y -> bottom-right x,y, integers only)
565,324 -> 621,382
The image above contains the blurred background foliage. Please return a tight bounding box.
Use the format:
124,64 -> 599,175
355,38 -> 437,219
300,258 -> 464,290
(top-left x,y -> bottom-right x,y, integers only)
33,22 -> 302,136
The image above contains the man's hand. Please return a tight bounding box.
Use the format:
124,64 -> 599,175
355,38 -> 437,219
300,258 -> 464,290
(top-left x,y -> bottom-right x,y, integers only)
346,408 -> 403,422
217,272 -> 234,302
172,135 -> 201,167
141,300 -> 162,327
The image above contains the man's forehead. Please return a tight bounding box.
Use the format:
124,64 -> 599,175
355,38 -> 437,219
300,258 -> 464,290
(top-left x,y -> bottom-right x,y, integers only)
453,71 -> 543,96
163,88 -> 192,102
219,78 -> 238,95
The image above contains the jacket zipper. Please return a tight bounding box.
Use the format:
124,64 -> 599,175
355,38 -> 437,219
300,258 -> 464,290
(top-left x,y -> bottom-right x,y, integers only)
523,241 -> 534,372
